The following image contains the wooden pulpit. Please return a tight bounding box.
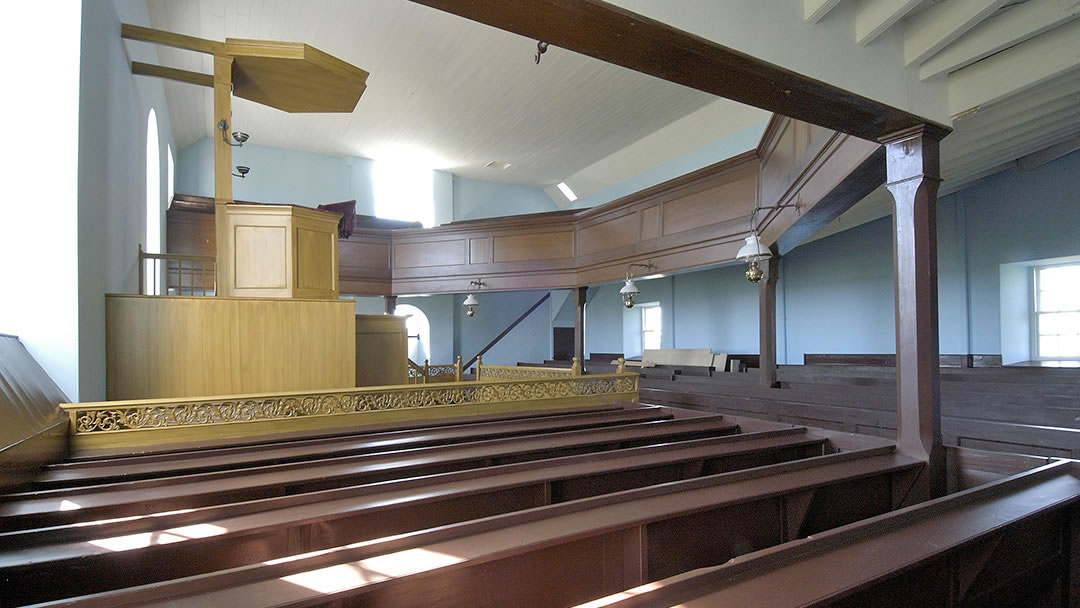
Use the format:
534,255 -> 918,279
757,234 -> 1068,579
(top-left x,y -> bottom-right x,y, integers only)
218,203 -> 341,299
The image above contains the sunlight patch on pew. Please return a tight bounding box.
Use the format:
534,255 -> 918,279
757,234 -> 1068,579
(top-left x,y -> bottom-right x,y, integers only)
59,499 -> 82,511
574,582 -> 666,607
88,523 -> 227,551
279,548 -> 464,595
72,508 -> 197,528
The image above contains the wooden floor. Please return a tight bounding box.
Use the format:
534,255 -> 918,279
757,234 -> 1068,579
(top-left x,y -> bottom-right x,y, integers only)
3,401 -> 1078,607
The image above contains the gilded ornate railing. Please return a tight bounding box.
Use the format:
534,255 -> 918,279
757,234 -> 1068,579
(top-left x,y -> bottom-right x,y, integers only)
407,357 -> 464,384
60,366 -> 636,449
476,357 -> 584,381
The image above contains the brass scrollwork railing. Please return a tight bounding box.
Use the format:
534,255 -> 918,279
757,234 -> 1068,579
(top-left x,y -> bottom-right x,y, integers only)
476,356 -> 583,381
408,357 -> 464,384
62,369 -> 637,438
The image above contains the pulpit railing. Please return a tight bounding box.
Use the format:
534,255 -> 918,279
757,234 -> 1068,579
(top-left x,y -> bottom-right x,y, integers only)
139,244 -> 215,296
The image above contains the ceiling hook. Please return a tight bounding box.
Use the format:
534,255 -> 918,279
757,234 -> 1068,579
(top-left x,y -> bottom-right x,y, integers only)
535,41 -> 548,65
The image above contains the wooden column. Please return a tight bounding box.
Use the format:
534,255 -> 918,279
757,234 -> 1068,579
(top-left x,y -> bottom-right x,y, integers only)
213,54 -> 234,293
759,256 -> 779,389
384,295 -> 398,315
882,125 -> 948,501
574,287 -> 587,366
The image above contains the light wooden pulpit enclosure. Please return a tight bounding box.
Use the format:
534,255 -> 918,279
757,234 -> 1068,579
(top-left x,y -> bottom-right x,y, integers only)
355,315 -> 408,387
218,204 -> 341,299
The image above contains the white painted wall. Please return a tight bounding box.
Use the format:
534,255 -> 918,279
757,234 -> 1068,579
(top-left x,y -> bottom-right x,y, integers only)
0,2 -> 83,400
72,0 -> 178,401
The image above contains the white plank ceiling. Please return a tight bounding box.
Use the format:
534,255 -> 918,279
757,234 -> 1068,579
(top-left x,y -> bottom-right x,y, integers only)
143,0 -> 1080,229
144,0 -> 718,186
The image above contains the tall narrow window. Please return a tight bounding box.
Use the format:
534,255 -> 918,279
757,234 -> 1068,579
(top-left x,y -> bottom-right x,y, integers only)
1035,264 -> 1080,359
145,109 -> 161,294
641,303 -> 662,351
167,144 -> 174,208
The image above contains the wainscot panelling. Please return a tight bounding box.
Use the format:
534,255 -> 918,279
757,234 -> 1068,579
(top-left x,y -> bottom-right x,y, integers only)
165,117 -> 876,296
106,295 -> 356,400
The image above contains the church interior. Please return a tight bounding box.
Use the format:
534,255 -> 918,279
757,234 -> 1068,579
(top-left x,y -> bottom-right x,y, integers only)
1,0 -> 1080,606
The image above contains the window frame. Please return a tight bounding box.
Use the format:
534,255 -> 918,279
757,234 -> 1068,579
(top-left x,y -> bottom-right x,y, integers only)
640,302 -> 662,352
1032,262 -> 1080,361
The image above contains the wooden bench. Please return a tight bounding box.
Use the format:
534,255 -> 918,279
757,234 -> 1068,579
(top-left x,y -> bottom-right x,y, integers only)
578,459 -> 1080,607
33,406 -> 673,488
0,415 -> 742,530
23,447 -> 922,607
0,427 -> 834,604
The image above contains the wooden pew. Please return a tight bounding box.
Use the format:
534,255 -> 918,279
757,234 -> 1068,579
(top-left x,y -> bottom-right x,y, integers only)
34,406 -> 673,488
0,427 -> 832,604
0,416 -> 741,530
20,447 -> 922,607
578,459 -> 1080,608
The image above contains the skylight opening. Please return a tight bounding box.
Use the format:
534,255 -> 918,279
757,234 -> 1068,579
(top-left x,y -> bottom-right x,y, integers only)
557,182 -> 577,202
373,159 -> 435,228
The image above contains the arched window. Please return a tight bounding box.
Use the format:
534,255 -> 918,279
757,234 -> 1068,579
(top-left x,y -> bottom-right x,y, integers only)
394,304 -> 431,363
167,144 -> 174,208
145,109 -> 161,293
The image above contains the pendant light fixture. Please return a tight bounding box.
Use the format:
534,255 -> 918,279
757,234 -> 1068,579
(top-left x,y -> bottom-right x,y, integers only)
463,279 -> 484,317
737,201 -> 795,283
620,262 -> 655,308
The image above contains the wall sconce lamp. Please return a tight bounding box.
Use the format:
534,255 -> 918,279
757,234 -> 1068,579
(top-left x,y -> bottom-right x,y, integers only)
217,119 -> 249,147
620,262 -> 655,308
232,166 -> 250,178
463,279 -> 484,317
737,203 -> 795,283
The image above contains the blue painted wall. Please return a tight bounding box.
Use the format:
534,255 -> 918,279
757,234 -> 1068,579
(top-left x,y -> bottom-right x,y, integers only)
175,138 -> 547,223
575,149 -> 1080,364
453,176 -> 559,221
570,120 -> 768,210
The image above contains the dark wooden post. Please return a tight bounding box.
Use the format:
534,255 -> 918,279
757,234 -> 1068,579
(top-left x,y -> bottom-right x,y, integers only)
574,287 -> 587,367
882,125 -> 948,501
759,256 -> 779,388
384,295 -> 397,315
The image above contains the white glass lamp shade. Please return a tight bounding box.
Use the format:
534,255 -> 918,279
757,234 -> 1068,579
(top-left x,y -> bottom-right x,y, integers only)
463,293 -> 479,317
736,234 -> 772,262
620,279 -> 639,308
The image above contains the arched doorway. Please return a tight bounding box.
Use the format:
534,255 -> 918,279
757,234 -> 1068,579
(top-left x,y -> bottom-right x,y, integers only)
394,304 -> 430,363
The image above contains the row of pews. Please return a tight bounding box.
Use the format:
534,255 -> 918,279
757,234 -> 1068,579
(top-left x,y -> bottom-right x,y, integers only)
603,362 -> 1080,459
2,400 -> 1079,607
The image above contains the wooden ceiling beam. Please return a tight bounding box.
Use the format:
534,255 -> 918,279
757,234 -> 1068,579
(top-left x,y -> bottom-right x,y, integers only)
804,0 -> 845,24
917,0 -> 1080,80
854,0 -> 922,47
406,0 -> 948,142
131,62 -> 213,88
120,23 -> 224,55
902,0 -> 1011,68
947,18 -> 1080,116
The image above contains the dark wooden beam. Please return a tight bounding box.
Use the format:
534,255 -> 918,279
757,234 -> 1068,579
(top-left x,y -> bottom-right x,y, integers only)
574,287 -> 587,366
775,146 -> 886,256
883,124 -> 949,501
407,0 -> 950,141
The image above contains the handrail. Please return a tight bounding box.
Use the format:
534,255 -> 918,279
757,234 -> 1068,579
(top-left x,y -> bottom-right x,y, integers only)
60,370 -> 639,449
138,244 -> 215,296
464,292 -> 551,370
407,357 -> 464,384
476,357 -> 583,380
